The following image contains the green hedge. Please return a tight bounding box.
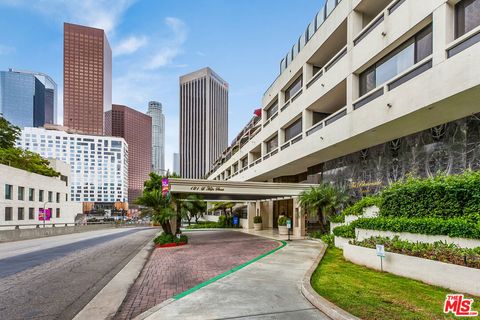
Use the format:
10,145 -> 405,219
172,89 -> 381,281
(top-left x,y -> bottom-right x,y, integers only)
380,172 -> 480,222
354,217 -> 480,239
332,224 -> 355,238
343,196 -> 381,217
154,232 -> 188,245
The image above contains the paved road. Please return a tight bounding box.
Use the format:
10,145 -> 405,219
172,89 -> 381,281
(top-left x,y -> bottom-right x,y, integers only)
0,227 -> 158,320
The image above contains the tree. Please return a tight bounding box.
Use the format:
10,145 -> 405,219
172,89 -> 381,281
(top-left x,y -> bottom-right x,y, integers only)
136,189 -> 176,235
0,117 -> 20,149
298,184 -> 351,233
211,202 -> 235,216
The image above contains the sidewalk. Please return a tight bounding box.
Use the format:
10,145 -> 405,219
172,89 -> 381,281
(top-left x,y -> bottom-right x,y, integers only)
139,238 -> 330,320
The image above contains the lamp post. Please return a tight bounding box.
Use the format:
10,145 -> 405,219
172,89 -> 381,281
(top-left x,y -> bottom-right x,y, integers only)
43,201 -> 51,228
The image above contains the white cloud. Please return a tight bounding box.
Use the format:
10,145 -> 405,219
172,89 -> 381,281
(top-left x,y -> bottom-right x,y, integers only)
113,35 -> 148,56
145,17 -> 188,69
0,44 -> 14,55
0,0 -> 136,35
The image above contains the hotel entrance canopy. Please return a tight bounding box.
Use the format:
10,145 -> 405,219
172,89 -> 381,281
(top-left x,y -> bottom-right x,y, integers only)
168,178 -> 317,201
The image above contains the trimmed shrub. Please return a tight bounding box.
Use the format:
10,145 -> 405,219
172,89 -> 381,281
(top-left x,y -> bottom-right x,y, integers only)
278,216 -> 288,226
154,232 -> 188,245
254,216 -> 262,223
342,196 -> 381,217
354,217 -> 480,239
218,215 -> 234,227
329,214 -> 345,223
380,172 -> 480,222
321,234 -> 334,246
333,224 -> 355,238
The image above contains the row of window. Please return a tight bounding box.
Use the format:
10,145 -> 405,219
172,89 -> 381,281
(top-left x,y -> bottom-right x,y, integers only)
3,207 -> 60,221
4,184 -> 65,203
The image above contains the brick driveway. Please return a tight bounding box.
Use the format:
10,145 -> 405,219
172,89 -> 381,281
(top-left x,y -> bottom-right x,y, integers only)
115,230 -> 280,319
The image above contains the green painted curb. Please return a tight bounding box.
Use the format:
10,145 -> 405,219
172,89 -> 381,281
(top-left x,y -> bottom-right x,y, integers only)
173,240 -> 287,300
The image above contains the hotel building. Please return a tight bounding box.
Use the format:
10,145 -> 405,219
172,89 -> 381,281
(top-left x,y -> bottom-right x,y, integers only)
17,126 -> 128,205
63,23 -> 112,135
180,67 -> 229,179
203,0 -> 480,233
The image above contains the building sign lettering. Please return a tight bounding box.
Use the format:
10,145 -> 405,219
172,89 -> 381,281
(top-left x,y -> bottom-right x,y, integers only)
190,186 -> 225,192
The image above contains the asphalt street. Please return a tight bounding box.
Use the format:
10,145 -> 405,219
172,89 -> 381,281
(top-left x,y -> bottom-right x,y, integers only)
0,227 -> 158,320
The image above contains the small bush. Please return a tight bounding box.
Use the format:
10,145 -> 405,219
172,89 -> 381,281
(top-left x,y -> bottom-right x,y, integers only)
353,236 -> 480,269
321,234 -> 334,246
254,216 -> 262,223
153,232 -> 188,245
278,216 -> 288,226
342,196 -> 381,217
308,231 -> 323,239
185,221 -> 219,229
218,215 -> 232,227
333,225 -> 355,238
329,214 -> 345,223
354,217 -> 480,239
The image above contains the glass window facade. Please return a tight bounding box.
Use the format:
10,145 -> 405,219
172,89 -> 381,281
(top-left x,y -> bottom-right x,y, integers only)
285,75 -> 303,101
5,184 -> 12,200
266,135 -> 278,153
285,118 -> 303,142
359,25 -> 433,96
456,0 -> 480,38
266,99 -> 278,119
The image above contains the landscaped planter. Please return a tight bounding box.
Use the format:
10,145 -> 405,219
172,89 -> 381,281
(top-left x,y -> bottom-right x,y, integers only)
155,242 -> 187,248
344,215 -> 360,224
362,205 -> 379,218
254,223 -> 262,231
343,243 -> 480,296
278,226 -> 288,235
330,222 -> 345,234
334,236 -> 352,249
355,228 -> 480,249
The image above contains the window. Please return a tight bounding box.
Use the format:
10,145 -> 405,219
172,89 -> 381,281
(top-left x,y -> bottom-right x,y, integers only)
39,190 -> 44,202
359,24 -> 432,96
233,163 -> 239,173
266,135 -> 278,153
284,118 -> 303,142
48,191 -> 53,202
56,208 -> 60,218
18,187 -> 25,201
18,208 -> 24,220
56,192 -> 60,203
284,75 -> 303,101
241,157 -> 248,169
29,208 -> 35,220
266,100 -> 278,119
5,207 -> 12,221
29,188 -> 35,201
456,0 -> 480,38
5,184 -> 13,200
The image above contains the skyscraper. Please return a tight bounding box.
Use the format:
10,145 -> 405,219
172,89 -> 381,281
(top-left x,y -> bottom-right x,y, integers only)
63,22 -> 112,135
180,67 -> 228,179
146,101 -> 165,174
105,104 -> 152,202
0,69 -> 57,128
173,153 -> 180,175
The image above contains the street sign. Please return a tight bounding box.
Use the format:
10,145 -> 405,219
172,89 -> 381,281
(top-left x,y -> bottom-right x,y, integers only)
233,216 -> 239,226
286,219 -> 292,229
39,208 -> 51,221
376,244 -> 385,257
162,178 -> 169,197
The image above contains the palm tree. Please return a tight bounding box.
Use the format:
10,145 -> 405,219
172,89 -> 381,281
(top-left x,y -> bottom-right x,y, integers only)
179,194 -> 207,225
211,202 -> 235,216
136,189 -> 176,235
299,184 -> 351,233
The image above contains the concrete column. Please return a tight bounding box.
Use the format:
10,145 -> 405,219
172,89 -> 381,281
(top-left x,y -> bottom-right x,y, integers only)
260,201 -> 273,229
247,201 -> 256,229
347,9 -> 363,49
292,197 -> 306,237
346,73 -> 358,112
303,108 -> 313,132
303,63 -> 314,84
278,128 -> 285,145
433,2 -> 454,66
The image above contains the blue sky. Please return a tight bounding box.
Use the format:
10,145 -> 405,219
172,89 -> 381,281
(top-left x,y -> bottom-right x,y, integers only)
0,0 -> 324,170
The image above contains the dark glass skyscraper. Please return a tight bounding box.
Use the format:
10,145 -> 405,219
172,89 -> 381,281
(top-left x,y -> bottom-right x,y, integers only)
0,69 -> 57,128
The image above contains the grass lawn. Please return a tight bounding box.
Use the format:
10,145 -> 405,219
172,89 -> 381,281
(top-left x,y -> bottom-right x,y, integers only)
311,248 -> 479,320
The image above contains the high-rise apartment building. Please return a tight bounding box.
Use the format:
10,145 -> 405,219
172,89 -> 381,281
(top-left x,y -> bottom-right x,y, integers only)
207,0 -> 480,199
146,101 -> 165,174
180,67 -> 228,179
63,22 -> 112,135
18,126 -> 128,204
105,104 -> 152,202
173,153 -> 180,175
0,69 -> 57,128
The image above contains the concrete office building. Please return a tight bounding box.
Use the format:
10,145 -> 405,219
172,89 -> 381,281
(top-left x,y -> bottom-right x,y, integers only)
105,104 -> 152,202
146,101 -> 165,174
0,69 -> 57,128
206,0 -> 480,233
63,22 -> 112,135
173,152 -> 180,174
0,160 -> 82,227
17,126 -> 128,205
180,67 -> 228,179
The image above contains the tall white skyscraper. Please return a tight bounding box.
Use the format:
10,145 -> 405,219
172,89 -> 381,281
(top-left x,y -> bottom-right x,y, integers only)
179,67 -> 228,179
173,153 -> 180,175
147,101 -> 165,174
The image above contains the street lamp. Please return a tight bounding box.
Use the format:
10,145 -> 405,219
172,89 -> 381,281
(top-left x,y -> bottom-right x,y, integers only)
43,201 -> 51,228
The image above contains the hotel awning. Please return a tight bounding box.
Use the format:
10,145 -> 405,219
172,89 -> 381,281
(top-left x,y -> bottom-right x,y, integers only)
168,178 -> 317,201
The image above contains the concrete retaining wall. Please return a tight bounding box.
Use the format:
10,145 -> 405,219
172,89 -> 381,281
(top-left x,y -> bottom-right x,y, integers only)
330,222 -> 346,234
334,236 -> 352,249
202,215 -> 220,222
356,228 -> 480,249
343,243 -> 480,296
0,224 -> 117,242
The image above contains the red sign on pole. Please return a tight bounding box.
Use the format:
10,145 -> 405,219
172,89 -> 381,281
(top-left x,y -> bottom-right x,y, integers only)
39,208 -> 51,221
162,178 -> 169,197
